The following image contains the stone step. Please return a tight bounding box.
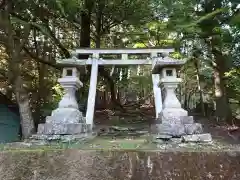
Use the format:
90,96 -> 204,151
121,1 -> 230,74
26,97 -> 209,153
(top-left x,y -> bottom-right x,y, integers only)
37,123 -> 91,135
31,134 -> 90,141
182,133 -> 212,143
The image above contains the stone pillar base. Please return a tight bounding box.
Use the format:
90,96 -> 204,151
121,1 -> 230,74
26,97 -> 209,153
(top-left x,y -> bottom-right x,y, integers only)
37,123 -> 91,135
30,122 -> 93,143
159,108 -> 188,125
152,114 -> 205,138
46,108 -> 85,124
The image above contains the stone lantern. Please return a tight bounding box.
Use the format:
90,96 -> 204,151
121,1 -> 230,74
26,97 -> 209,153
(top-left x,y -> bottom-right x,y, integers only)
158,66 -> 188,125
53,67 -> 84,124
36,65 -> 90,139
152,57 -> 199,137
151,56 -> 212,143
153,57 -> 187,124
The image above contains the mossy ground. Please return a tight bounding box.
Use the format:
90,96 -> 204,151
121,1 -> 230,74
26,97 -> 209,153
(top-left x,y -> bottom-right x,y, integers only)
0,135 -> 240,152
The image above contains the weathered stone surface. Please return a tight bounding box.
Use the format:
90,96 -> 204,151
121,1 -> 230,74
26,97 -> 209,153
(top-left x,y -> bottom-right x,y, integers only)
45,116 -> 52,123
57,76 -> 82,109
37,123 -> 89,135
30,133 -> 96,143
47,108 -> 84,124
154,123 -> 172,134
59,134 -> 89,142
0,150 -> 240,180
171,138 -> 182,144
30,134 -> 50,140
31,134 -> 63,141
47,135 -> 62,140
180,116 -> 194,124
182,133 -> 212,143
160,78 -> 182,109
155,124 -> 186,137
170,124 -> 186,137
184,123 -> 203,135
160,108 -> 188,124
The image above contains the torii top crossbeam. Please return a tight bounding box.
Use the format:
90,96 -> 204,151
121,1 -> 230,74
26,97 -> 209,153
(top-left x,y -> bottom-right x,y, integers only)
57,48 -> 175,66
73,48 -> 174,54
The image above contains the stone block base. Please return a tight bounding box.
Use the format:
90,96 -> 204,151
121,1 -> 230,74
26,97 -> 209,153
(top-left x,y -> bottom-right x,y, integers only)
184,123 -> 203,135
37,123 -> 91,135
46,108 -> 85,124
152,109 -> 208,144
30,133 -> 96,142
180,116 -> 194,124
182,133 -> 212,143
152,122 -> 203,137
154,124 -> 186,137
160,108 -> 188,124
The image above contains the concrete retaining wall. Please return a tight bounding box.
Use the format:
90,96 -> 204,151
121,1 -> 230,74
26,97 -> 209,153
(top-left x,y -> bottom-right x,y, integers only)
0,150 -> 239,180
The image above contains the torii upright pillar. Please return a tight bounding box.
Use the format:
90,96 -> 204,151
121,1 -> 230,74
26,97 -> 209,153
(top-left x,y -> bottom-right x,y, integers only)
85,54 -> 99,129
151,53 -> 163,118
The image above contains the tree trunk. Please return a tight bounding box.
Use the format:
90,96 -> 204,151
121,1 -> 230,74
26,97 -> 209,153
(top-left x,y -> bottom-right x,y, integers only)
6,85 -> 13,100
36,63 -> 47,124
14,74 -> 35,138
200,0 -> 232,123
80,0 -> 93,49
4,0 -> 35,138
183,91 -> 188,109
33,28 -> 48,127
213,57 -> 232,123
194,60 -> 206,116
211,36 -> 232,123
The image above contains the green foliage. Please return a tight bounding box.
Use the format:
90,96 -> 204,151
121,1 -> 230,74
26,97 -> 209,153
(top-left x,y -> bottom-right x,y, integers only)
40,83 -> 64,116
225,68 -> 240,96
1,0 -> 240,126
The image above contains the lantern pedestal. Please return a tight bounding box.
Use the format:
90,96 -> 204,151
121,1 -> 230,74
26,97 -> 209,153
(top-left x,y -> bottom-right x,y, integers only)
159,78 -> 187,125
32,68 -> 92,142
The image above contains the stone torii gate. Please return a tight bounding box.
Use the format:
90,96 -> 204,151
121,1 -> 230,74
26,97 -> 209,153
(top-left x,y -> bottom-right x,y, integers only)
57,48 -> 174,127
35,48 -> 212,143
37,48 -> 191,138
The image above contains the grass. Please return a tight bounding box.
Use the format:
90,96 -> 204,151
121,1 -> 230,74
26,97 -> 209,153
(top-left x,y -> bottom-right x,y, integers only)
76,137 -> 148,149
0,135 -> 240,153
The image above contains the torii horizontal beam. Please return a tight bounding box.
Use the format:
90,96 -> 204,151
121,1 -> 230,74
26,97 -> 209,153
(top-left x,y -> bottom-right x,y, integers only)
57,59 -> 153,66
73,48 -> 174,54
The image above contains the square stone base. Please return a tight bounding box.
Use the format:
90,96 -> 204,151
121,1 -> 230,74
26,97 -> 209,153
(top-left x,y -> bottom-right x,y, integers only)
152,115 -> 203,137
182,133 -> 212,142
46,108 -> 85,124
160,108 -> 188,124
37,123 -> 91,135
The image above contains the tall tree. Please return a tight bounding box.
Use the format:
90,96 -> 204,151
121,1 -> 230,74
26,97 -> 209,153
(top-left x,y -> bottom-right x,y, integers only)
154,0 -> 239,123
0,0 -> 35,138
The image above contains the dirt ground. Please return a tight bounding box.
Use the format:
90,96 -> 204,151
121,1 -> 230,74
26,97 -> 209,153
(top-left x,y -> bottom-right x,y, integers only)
93,108 -> 240,145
